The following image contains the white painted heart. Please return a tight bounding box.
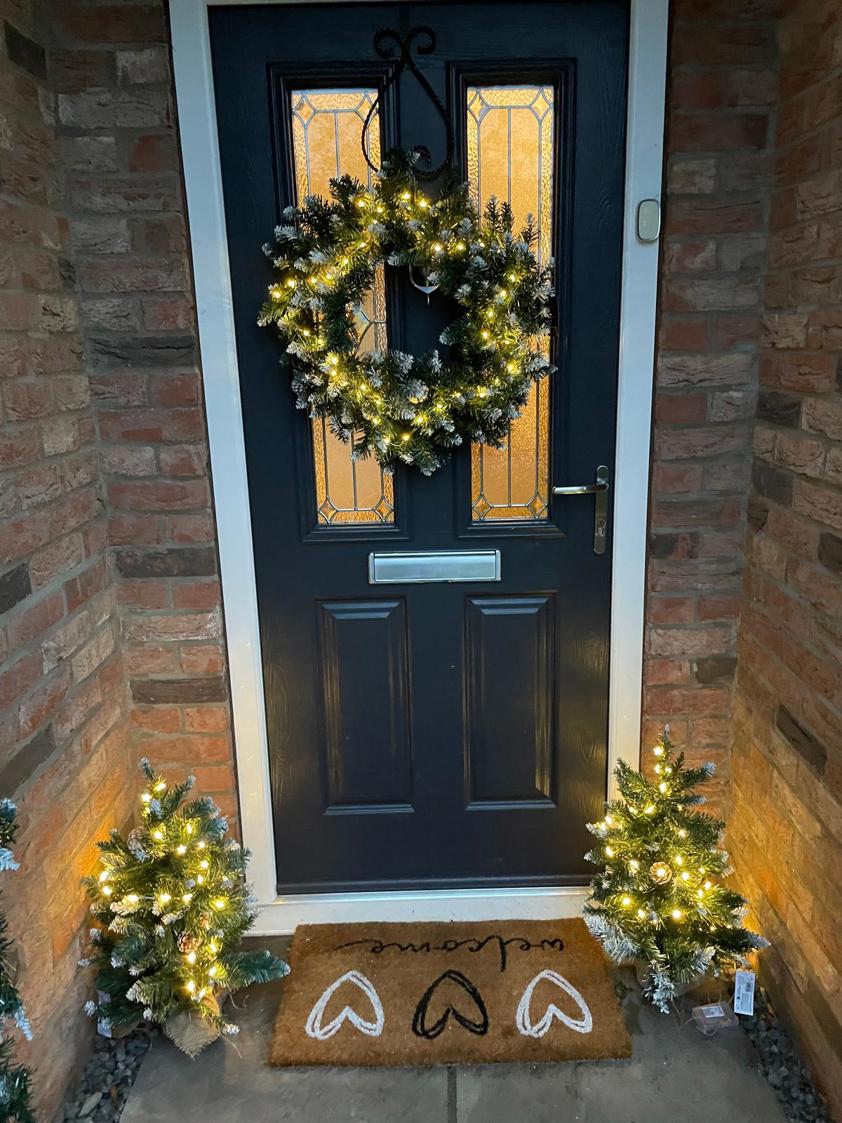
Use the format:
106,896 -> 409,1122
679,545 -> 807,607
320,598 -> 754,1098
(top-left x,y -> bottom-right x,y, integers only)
304,970 -> 385,1040
515,969 -> 593,1038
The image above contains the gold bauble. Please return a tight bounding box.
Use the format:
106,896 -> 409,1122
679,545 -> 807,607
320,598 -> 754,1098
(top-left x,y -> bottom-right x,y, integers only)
650,861 -> 672,885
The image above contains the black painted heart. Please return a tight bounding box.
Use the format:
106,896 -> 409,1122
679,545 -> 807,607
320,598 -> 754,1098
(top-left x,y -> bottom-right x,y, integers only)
411,970 -> 489,1040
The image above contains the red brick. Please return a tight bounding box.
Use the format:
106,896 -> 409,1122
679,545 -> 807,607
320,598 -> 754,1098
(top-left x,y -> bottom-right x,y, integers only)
656,426 -> 750,460
117,579 -> 168,609
648,596 -> 696,625
98,408 -> 202,443
172,581 -> 221,610
159,444 -> 206,477
669,112 -> 769,152
654,463 -> 705,493
108,479 -> 211,512
0,427 -> 42,469
108,513 -> 162,545
648,625 -> 734,657
125,643 -> 179,675
131,706 -> 181,733
658,318 -> 708,351
711,314 -> 762,349
128,134 -> 178,173
645,685 -> 732,716
0,652 -> 42,709
17,666 -> 72,739
7,591 -> 65,647
806,308 -> 842,350
3,381 -> 53,420
180,645 -> 225,675
183,705 -> 231,733
666,198 -> 765,236
142,296 -> 194,331
149,374 -> 200,407
699,594 -> 741,621
164,512 -> 215,544
645,658 -> 691,685
665,239 -> 717,273
60,5 -> 166,44
655,392 -> 708,424
0,510 -> 52,566
671,23 -> 774,67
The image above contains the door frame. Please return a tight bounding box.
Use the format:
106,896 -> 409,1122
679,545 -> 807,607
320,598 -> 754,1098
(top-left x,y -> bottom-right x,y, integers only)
170,0 -> 668,934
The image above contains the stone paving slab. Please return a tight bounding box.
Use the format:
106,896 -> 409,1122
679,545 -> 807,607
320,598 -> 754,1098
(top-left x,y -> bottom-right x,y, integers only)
121,981 -> 450,1122
457,996 -> 784,1122
122,955 -> 788,1123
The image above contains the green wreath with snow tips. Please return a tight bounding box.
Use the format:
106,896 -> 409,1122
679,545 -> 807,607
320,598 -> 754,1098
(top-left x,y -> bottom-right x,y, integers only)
258,152 -> 555,475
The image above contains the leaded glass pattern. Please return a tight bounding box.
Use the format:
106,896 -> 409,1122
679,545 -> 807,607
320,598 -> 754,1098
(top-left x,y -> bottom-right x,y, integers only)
290,89 -> 394,525
467,85 -> 555,522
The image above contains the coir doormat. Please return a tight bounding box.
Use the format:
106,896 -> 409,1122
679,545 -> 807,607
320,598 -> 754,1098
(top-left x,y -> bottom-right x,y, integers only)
270,919 -> 631,1066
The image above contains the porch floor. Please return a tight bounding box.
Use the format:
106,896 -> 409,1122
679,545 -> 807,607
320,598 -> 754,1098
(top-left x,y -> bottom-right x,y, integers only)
121,941 -> 787,1123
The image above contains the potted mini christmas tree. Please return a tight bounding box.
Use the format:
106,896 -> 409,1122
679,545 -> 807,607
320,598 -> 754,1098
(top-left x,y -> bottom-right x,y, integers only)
0,800 -> 34,1123
584,728 -> 767,1011
83,760 -> 288,1051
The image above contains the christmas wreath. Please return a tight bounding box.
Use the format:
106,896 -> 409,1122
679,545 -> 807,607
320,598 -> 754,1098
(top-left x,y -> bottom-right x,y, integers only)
258,151 -> 555,475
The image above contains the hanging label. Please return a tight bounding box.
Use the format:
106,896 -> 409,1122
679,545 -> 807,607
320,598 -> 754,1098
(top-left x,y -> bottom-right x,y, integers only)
733,969 -> 756,1016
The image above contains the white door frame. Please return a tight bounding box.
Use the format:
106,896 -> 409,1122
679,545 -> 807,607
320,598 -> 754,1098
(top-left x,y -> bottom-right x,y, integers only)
169,0 -> 668,935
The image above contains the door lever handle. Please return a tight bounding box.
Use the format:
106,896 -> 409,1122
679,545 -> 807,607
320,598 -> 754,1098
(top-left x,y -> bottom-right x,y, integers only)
552,481 -> 608,495
552,465 -> 609,555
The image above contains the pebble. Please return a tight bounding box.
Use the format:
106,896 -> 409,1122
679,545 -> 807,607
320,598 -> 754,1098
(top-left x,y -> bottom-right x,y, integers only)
78,1092 -> 102,1116
61,1028 -> 154,1123
744,990 -> 829,1123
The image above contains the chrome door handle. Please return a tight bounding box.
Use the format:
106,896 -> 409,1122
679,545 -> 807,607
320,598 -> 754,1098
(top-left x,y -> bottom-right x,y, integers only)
552,465 -> 609,555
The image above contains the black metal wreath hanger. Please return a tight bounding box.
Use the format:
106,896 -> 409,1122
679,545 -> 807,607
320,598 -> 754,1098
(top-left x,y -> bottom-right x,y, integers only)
361,26 -> 455,180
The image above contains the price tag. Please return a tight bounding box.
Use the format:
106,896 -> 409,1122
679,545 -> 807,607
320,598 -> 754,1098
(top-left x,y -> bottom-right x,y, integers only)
733,969 -> 756,1016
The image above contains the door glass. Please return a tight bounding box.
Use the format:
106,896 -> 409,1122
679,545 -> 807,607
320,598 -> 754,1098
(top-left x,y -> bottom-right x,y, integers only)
290,89 -> 395,525
466,85 -> 555,522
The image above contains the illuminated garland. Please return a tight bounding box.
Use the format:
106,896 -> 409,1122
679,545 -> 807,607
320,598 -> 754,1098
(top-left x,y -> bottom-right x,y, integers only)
258,152 -> 554,475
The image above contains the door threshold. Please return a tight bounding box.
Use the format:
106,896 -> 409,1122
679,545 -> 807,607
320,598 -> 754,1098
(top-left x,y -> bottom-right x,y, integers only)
253,885 -> 588,936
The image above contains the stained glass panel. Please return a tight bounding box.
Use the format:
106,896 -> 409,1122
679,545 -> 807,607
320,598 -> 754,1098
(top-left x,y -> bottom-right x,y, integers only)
467,85 -> 555,522
290,89 -> 394,525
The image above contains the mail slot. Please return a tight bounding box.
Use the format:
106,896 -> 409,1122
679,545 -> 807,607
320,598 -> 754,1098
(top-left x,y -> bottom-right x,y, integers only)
368,549 -> 501,584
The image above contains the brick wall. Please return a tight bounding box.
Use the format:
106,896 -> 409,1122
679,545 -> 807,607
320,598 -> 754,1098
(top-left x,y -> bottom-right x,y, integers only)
729,0 -> 842,1112
53,1 -> 237,823
0,0 -> 134,1113
644,0 -> 777,798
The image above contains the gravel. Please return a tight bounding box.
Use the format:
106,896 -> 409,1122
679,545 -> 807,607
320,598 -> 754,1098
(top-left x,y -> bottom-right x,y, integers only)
61,1029 -> 154,1123
744,989 -> 830,1123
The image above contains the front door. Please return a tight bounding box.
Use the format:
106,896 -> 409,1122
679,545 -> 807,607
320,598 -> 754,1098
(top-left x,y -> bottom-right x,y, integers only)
210,1 -> 628,894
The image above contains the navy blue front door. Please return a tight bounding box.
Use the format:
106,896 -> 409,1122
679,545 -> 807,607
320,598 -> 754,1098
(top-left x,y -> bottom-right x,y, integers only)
211,1 -> 628,893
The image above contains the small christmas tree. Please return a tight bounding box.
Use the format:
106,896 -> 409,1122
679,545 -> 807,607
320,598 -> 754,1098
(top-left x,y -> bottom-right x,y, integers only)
584,728 -> 767,1012
0,800 -> 34,1123
83,760 -> 288,1041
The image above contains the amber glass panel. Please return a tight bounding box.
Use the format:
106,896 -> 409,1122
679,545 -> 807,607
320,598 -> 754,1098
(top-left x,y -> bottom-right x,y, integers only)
467,86 -> 554,522
290,89 -> 394,525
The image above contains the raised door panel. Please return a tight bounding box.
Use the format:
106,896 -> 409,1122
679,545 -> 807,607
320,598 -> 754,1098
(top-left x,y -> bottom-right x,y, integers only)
464,595 -> 556,807
318,599 -> 413,811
